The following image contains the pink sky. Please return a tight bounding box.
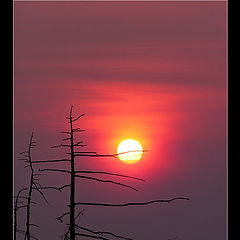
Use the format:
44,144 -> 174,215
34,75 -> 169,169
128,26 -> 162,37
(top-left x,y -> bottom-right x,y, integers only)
14,2 -> 227,240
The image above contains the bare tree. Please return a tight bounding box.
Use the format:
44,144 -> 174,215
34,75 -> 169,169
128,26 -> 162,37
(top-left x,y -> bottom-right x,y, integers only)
14,187 -> 27,240
14,132 -> 48,240
32,106 -> 189,240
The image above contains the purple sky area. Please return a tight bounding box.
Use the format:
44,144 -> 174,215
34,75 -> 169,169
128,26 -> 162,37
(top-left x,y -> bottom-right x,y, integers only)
14,2 -> 227,240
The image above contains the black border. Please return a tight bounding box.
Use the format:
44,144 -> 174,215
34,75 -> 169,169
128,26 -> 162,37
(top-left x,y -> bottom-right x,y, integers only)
228,0 -> 236,239
9,1 -> 230,240
3,0 -> 13,238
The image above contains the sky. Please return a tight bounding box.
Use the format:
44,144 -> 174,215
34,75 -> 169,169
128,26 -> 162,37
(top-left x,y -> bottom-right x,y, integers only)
14,1 -> 227,240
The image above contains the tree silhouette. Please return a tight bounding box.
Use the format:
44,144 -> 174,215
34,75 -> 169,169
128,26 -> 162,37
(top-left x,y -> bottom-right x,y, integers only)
14,187 -> 27,240
31,106 -> 189,240
14,132 -> 48,240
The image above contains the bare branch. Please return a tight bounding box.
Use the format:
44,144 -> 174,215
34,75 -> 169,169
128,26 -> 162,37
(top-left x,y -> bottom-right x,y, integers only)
31,159 -> 71,164
75,233 -> 110,240
57,211 -> 70,223
14,188 -> 28,199
75,209 -> 85,221
29,223 -> 40,228
63,226 -> 70,240
62,137 -> 72,141
74,225 -> 133,240
73,141 -> 84,146
73,150 -> 147,158
38,168 -> 71,174
14,196 -> 28,200
34,184 -> 71,192
74,175 -> 138,191
61,131 -> 71,135
116,150 -> 148,156
73,128 -> 82,131
72,114 -> 85,122
32,182 -> 49,204
51,144 -> 71,148
74,144 -> 87,147
18,158 -> 28,161
74,198 -> 190,207
73,129 -> 85,133
32,182 -> 41,188
75,170 -> 145,182
73,151 -> 97,154
72,154 -> 115,157
16,205 -> 28,210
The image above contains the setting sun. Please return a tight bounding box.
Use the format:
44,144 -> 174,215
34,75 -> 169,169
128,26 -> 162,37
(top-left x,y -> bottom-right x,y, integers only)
117,139 -> 143,164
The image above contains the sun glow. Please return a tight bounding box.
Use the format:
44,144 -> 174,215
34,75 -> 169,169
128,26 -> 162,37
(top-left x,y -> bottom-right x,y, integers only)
117,139 -> 143,164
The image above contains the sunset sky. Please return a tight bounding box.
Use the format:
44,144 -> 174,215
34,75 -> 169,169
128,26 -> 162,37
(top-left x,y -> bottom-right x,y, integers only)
14,1 -> 227,240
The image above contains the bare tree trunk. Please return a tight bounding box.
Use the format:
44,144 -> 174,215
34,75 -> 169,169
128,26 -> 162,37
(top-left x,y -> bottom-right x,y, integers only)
25,133 -> 34,240
69,107 -> 75,240
14,188 -> 27,240
14,196 -> 19,240
14,205 -> 17,240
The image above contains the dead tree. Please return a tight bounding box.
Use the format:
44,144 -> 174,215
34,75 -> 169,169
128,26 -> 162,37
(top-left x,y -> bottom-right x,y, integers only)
14,187 -> 27,240
15,132 -> 48,240
32,106 -> 189,240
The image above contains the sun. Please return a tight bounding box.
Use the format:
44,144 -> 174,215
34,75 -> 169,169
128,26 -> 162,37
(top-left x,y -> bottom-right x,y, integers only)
117,139 -> 143,164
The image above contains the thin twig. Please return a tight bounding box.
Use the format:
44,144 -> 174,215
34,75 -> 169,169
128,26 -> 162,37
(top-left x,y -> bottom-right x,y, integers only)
73,150 -> 147,158
34,184 -> 71,192
74,198 -> 190,207
38,168 -> 71,174
75,170 -> 145,181
32,182 -> 49,204
57,211 -> 70,223
73,129 -> 85,133
62,137 -> 72,141
61,131 -> 71,135
74,174 -> 138,191
72,114 -> 85,122
16,205 -> 28,210
75,233 -> 110,240
32,159 -> 71,164
51,144 -> 71,148
74,224 -> 133,240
